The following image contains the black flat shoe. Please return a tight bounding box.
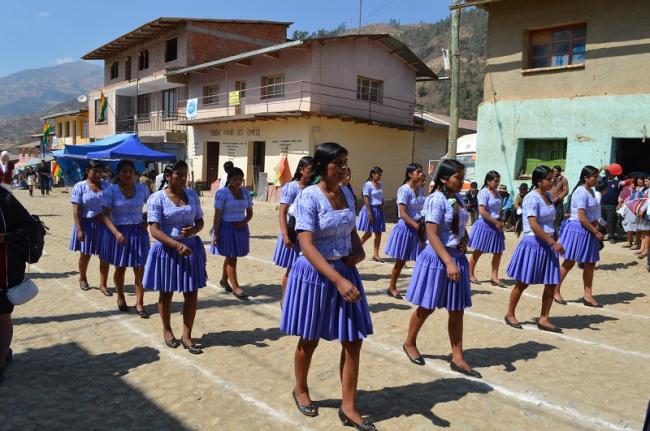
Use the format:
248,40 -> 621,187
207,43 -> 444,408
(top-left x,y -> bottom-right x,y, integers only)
386,289 -> 403,300
504,316 -> 523,329
338,408 -> 377,431
135,308 -> 150,319
537,323 -> 562,333
164,337 -> 180,348
450,361 -> 482,378
553,297 -> 567,305
292,390 -> 318,417
79,281 -> 91,291
232,291 -> 249,301
470,279 -> 481,285
402,344 -> 425,366
490,280 -> 506,288
117,301 -> 129,312
182,341 -> 203,355
583,299 -> 603,308
220,280 -> 232,292
99,287 -> 113,297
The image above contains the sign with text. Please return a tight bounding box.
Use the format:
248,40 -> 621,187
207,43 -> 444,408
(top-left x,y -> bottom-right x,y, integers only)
228,91 -> 240,106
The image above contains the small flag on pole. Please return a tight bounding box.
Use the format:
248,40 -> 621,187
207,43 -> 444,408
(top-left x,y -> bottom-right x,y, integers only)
98,91 -> 108,122
274,152 -> 292,186
41,121 -> 53,154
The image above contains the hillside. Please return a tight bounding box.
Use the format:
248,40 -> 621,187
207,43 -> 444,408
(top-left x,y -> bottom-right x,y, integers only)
0,61 -> 101,120
295,8 -> 488,120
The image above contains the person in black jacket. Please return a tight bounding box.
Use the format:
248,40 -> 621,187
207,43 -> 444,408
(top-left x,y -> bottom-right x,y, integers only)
0,187 -> 31,384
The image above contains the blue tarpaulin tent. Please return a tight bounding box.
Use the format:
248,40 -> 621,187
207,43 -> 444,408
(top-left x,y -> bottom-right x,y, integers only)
53,134 -> 174,184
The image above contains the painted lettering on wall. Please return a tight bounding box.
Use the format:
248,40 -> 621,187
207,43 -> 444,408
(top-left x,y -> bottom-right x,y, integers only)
271,138 -> 304,153
210,128 -> 261,137
225,143 -> 239,159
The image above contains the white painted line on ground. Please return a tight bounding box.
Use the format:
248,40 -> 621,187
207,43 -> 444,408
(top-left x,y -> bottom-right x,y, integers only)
32,266 -> 314,431
231,253 -> 650,360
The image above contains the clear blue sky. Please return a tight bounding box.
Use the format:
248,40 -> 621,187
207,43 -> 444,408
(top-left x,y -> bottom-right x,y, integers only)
0,0 -> 451,77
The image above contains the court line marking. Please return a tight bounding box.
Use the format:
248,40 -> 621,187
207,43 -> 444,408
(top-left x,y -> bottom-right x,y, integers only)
32,266 -> 314,431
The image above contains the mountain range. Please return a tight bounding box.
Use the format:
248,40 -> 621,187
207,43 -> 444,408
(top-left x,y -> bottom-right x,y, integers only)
0,9 -> 487,148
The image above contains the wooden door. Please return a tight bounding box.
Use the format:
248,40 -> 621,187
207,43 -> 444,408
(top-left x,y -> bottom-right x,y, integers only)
206,142 -> 219,187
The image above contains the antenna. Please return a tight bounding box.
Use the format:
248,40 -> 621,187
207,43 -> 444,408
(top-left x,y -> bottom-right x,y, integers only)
77,94 -> 88,103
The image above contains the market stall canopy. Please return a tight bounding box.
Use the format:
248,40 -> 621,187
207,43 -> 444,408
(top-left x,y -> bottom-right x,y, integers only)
85,135 -> 175,161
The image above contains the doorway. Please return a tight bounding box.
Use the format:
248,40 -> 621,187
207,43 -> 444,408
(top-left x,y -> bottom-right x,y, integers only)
613,138 -> 650,175
252,141 -> 265,189
206,141 -> 219,187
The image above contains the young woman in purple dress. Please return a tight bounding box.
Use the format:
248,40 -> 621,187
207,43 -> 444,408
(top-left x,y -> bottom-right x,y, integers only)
273,156 -> 313,301
468,171 -> 506,286
403,159 -> 480,378
69,160 -> 111,296
143,161 -> 207,354
101,159 -> 151,317
385,163 -> 426,299
211,167 -> 253,300
554,165 -> 604,307
280,142 -> 375,430
357,166 -> 386,262
506,165 -> 565,333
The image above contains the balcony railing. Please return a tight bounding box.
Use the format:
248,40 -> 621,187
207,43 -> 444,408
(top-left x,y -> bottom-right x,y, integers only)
177,80 -> 423,126
116,110 -> 188,134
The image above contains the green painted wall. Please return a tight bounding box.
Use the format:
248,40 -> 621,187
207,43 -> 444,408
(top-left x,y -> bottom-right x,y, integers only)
476,94 -> 650,192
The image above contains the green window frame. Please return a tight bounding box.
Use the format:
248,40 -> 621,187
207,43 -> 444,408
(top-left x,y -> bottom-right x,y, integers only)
519,139 -> 567,177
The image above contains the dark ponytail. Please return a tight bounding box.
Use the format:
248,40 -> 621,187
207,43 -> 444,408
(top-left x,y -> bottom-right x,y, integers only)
431,158 -> 465,235
482,170 -> 500,190
292,156 -> 314,181
402,163 -> 423,185
227,167 -> 245,187
82,159 -> 106,181
571,165 -> 599,194
516,165 -> 552,237
366,166 -> 383,182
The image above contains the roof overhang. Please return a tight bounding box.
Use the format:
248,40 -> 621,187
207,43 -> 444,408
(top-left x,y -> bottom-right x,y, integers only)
168,34 -> 437,80
449,0 -> 504,10
81,17 -> 293,60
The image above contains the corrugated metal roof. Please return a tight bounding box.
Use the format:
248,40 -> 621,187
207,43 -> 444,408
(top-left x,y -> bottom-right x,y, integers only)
168,34 -> 437,79
414,111 -> 477,132
41,108 -> 88,121
81,17 -> 292,60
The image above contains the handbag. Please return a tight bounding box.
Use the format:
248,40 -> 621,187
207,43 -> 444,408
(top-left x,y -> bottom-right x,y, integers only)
1,203 -> 39,305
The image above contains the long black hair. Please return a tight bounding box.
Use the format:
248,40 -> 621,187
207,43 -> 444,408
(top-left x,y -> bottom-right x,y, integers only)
366,166 -> 383,182
114,159 -> 137,185
82,159 -> 106,181
158,160 -> 188,190
227,167 -> 245,186
571,165 -> 599,194
481,170 -> 500,190
431,158 -> 465,235
313,142 -> 348,179
292,156 -> 314,181
530,165 -> 552,191
402,163 -> 423,185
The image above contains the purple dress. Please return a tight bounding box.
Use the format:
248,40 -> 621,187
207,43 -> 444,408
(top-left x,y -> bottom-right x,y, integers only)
273,181 -> 303,268
506,191 -> 560,285
280,185 -> 373,342
356,181 -> 386,233
210,186 -> 253,257
469,188 -> 506,253
385,184 -> 426,261
406,191 -> 472,311
100,183 -> 151,267
69,180 -> 110,256
143,189 -> 207,293
559,186 -> 601,263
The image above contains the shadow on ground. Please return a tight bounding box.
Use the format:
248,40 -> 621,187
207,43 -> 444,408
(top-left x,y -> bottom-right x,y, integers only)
318,378 -> 492,427
1,343 -> 187,429
201,327 -> 284,348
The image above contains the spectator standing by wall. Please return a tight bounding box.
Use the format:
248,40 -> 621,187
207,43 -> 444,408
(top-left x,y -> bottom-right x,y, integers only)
551,166 -> 569,229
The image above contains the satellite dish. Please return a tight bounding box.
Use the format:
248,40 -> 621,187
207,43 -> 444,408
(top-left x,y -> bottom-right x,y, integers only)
77,94 -> 88,103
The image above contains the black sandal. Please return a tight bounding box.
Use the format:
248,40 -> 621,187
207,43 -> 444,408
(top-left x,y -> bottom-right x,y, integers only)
220,280 -> 232,292
164,337 -> 180,348
99,287 -> 113,297
338,408 -> 377,431
135,308 -> 150,319
117,301 -> 129,312
504,316 -> 523,329
232,290 -> 249,301
182,340 -> 203,354
292,390 -> 318,417
386,289 -> 403,299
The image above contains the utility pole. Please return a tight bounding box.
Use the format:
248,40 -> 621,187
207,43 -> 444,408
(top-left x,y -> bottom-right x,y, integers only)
358,0 -> 363,34
447,0 -> 461,159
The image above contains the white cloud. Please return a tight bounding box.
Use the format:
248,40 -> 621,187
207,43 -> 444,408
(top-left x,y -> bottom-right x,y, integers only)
55,57 -> 75,65
37,11 -> 49,17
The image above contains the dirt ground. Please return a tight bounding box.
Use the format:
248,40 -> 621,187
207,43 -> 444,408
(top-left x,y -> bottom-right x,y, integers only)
1,188 -> 648,430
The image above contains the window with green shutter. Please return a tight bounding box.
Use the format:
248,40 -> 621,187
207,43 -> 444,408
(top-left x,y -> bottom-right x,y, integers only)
519,139 -> 567,177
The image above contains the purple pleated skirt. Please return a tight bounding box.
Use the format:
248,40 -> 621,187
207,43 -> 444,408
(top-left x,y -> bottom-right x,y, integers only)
356,205 -> 386,233
469,218 -> 505,254
559,220 -> 600,263
69,217 -> 106,256
210,221 -> 250,257
385,219 -> 423,261
143,236 -> 207,293
406,246 -> 472,311
273,232 -> 300,268
100,224 -> 150,267
507,235 -> 560,285
280,257 -> 374,342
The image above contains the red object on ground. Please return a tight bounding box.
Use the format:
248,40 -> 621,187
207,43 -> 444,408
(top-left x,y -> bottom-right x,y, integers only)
608,163 -> 623,176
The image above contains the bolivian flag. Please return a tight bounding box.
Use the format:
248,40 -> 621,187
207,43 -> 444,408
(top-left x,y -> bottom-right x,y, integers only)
51,160 -> 62,177
41,121 -> 53,152
98,91 -> 108,122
